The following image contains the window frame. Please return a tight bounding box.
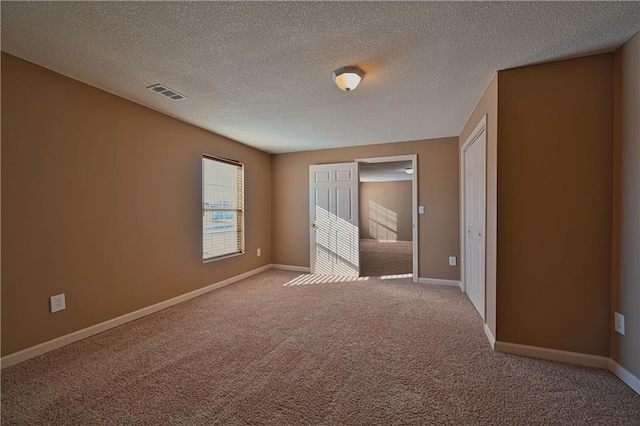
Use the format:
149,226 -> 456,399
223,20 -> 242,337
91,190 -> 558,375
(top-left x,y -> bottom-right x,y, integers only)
202,154 -> 245,263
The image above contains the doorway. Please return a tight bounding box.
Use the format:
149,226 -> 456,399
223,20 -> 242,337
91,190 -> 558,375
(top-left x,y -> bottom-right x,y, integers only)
308,155 -> 418,281
359,161 -> 414,277
356,155 -> 418,281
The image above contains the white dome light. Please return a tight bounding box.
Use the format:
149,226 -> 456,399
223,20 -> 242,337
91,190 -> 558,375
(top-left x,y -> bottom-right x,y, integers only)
332,66 -> 364,92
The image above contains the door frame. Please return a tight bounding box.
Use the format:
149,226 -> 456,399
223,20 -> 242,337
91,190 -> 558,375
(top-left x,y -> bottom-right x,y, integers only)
354,154 -> 418,282
460,115 -> 487,314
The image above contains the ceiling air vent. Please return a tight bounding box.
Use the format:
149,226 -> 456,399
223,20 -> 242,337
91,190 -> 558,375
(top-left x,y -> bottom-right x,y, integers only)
146,84 -> 187,101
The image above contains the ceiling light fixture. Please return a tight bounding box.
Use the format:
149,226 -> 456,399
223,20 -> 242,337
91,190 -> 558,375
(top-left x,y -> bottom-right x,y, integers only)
405,168 -> 414,175
332,66 -> 364,92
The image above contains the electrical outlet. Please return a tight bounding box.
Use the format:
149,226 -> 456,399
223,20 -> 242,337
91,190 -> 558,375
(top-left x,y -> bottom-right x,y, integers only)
257,248 -> 261,257
449,256 -> 457,266
614,312 -> 625,335
418,206 -> 425,215
50,294 -> 66,313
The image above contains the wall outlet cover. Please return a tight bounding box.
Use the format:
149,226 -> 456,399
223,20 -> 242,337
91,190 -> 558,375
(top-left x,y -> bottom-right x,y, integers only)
50,293 -> 66,313
418,206 -> 425,215
257,248 -> 261,256
614,312 -> 625,335
449,256 -> 457,266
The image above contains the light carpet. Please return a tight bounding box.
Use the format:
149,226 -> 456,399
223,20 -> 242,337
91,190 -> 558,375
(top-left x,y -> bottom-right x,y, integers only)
360,239 -> 413,277
2,270 -> 639,425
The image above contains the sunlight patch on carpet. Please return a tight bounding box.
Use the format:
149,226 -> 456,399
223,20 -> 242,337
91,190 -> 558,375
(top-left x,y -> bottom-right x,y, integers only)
380,273 -> 413,279
283,274 -> 370,286
283,273 -> 414,286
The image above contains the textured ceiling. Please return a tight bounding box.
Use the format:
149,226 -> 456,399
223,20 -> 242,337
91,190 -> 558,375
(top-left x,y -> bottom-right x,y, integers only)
2,2 -> 639,154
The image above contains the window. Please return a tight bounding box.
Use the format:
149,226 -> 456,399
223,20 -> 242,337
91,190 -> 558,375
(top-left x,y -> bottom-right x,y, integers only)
202,155 -> 244,261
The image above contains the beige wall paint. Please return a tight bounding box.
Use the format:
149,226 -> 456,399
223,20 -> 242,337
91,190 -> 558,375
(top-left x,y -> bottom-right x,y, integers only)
459,75 -> 498,337
360,181 -> 412,242
1,53 -> 272,356
612,33 -> 640,377
497,53 -> 614,356
271,138 -> 460,280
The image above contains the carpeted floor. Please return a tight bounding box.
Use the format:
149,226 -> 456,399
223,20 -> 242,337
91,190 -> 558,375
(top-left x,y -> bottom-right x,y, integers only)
360,239 -> 413,277
2,270 -> 639,425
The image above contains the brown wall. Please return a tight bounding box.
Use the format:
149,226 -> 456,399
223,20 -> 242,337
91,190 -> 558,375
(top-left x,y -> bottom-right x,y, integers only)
459,75 -> 498,335
1,53 -> 272,356
360,181 -> 412,242
496,53 -> 614,356
612,33 -> 640,377
271,138 -> 460,280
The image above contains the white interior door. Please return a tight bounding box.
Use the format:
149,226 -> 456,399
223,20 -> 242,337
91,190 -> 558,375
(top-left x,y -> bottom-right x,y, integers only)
464,130 -> 486,318
310,163 -> 360,276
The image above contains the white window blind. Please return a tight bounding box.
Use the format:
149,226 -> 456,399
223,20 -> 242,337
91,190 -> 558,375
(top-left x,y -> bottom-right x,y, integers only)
202,155 -> 244,261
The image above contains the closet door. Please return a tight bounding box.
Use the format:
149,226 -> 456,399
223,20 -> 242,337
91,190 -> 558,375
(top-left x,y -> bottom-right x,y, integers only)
464,130 -> 486,318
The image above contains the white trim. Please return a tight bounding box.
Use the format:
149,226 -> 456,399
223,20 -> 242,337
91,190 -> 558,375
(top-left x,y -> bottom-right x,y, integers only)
483,323 -> 496,349
355,154 -> 419,283
494,341 -> 610,369
609,359 -> 640,395
490,341 -> 640,395
203,251 -> 243,263
360,238 -> 413,243
354,155 -> 415,164
0,264 -> 271,369
460,115 -> 487,316
417,277 -> 461,287
411,157 -> 418,282
270,264 -> 311,273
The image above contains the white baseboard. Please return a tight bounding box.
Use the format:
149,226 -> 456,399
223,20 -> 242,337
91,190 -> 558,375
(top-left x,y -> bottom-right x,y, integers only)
0,264 -> 271,369
494,341 -> 610,369
270,264 -> 311,273
417,277 -> 461,287
492,341 -> 639,395
609,359 -> 640,395
483,323 -> 496,349
4,262 -> 638,398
